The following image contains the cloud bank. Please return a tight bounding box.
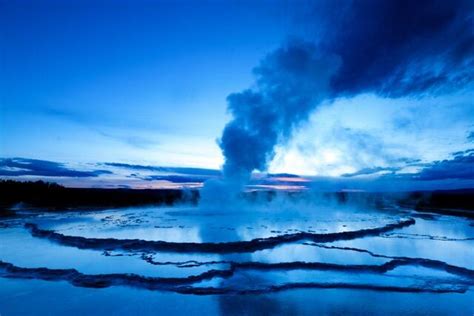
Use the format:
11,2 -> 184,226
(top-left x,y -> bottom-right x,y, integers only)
0,158 -> 111,178
318,0 -> 474,97
413,149 -> 474,181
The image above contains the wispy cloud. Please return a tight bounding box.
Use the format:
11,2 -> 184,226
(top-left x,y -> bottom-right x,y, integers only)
468,131 -> 474,142
0,158 -> 112,177
103,162 -> 221,176
140,175 -> 206,183
97,131 -> 158,150
40,107 -> 160,149
341,166 -> 401,178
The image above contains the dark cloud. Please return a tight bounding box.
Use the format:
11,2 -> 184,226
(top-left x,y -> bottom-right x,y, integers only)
0,158 -> 112,178
103,162 -> 221,177
452,149 -> 474,157
343,151 -> 473,182
317,0 -> 474,97
104,162 -> 162,172
141,175 -> 205,183
267,173 -> 301,178
413,150 -> 474,181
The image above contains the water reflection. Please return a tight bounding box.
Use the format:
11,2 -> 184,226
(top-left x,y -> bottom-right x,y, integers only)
0,205 -> 473,315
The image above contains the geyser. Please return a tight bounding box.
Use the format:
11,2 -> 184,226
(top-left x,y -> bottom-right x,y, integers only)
202,0 -> 474,203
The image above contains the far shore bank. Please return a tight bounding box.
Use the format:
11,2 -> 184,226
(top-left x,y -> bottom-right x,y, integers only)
1,180 -> 473,218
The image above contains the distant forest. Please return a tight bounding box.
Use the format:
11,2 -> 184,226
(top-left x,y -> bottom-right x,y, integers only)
0,180 -> 472,217
0,180 -> 197,211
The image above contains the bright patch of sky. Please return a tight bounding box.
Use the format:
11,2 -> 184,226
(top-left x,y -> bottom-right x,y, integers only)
270,91 -> 474,176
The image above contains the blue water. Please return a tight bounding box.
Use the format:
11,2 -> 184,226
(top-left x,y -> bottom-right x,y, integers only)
1,279 -> 473,315
1,205 -> 473,315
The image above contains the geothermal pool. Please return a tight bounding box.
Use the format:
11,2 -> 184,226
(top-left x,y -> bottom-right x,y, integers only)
1,205 -> 473,315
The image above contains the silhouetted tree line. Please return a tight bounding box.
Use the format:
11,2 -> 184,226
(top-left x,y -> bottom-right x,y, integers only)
0,180 -> 198,210
396,189 -> 474,217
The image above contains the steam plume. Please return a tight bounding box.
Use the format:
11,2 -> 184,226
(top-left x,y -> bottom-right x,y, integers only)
205,0 -> 474,201
220,41 -> 339,183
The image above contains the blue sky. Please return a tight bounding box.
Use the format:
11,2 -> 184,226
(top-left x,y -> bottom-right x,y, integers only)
1,0 -> 473,190
1,0 -> 292,165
